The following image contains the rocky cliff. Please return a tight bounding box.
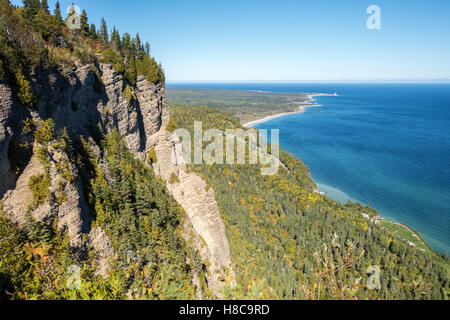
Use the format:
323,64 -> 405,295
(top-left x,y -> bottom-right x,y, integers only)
152,130 -> 235,294
0,62 -> 232,294
1,62 -> 168,193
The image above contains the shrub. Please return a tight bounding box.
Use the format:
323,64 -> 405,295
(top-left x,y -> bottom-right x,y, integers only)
36,146 -> 50,166
169,172 -> 180,185
48,47 -> 75,67
24,213 -> 52,244
122,84 -> 135,103
136,55 -> 165,84
101,49 -> 125,74
56,158 -> 77,184
22,118 -> 36,135
147,148 -> 157,165
166,117 -> 176,132
55,180 -> 68,205
73,45 -> 95,64
35,119 -> 55,145
28,173 -> 51,207
15,69 -> 36,108
0,216 -> 29,299
56,128 -> 74,156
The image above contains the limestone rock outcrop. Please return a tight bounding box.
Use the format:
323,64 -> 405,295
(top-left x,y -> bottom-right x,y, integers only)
152,130 -> 235,295
0,79 -> 23,196
0,62 -> 233,291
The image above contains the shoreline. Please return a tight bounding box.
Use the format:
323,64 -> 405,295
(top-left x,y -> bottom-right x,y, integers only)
242,92 -> 445,256
243,93 -> 337,128
317,181 -> 443,257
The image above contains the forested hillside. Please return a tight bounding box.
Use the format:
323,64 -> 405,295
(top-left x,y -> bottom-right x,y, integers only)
169,105 -> 449,300
1,128 -> 198,299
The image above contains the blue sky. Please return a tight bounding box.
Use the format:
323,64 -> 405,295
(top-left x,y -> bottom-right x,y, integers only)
11,0 -> 450,82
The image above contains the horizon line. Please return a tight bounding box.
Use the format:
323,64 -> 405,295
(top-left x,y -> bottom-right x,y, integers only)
166,79 -> 450,84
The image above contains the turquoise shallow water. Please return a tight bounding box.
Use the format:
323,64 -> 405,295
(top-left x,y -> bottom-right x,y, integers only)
167,83 -> 450,254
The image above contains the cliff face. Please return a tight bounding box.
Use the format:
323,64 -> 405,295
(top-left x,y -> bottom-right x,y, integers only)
1,62 -> 167,243
0,62 -> 232,294
0,77 -> 24,197
0,63 -> 168,194
152,130 -> 235,294
29,63 -> 169,157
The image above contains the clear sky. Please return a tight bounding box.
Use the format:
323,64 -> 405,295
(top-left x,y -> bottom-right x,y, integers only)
11,0 -> 450,82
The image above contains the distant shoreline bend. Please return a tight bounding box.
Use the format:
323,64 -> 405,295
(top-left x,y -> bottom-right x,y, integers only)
243,93 -> 338,128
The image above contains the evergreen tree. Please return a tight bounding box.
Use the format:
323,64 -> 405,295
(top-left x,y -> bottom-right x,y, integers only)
145,42 -> 151,56
122,32 -> 131,52
99,17 -> 109,43
80,9 -> 89,36
15,68 -> 36,107
41,0 -> 49,13
89,24 -> 97,39
135,33 -> 143,59
54,1 -> 62,24
129,36 -> 137,58
22,0 -> 40,23
125,54 -> 137,86
111,26 -> 121,50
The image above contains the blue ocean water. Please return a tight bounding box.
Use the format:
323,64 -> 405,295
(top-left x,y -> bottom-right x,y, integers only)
167,82 -> 450,254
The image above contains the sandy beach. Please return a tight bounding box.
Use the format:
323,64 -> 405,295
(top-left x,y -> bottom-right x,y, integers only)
243,93 -> 337,128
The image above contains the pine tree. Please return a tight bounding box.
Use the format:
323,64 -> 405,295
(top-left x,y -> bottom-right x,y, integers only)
129,36 -> 137,58
0,0 -> 11,17
122,32 -> 131,52
135,33 -> 143,59
111,26 -> 121,50
54,1 -> 62,23
125,54 -> 137,87
80,9 -> 89,36
59,127 -> 74,158
15,68 -> 36,107
145,42 -> 151,56
99,17 -> 109,43
89,24 -> 97,39
22,0 -> 40,23
41,0 -> 49,13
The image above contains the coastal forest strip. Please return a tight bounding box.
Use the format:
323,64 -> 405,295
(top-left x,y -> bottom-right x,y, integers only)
166,88 -> 318,124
